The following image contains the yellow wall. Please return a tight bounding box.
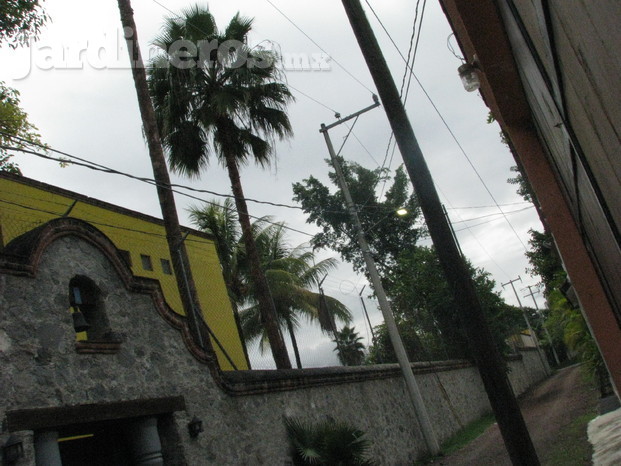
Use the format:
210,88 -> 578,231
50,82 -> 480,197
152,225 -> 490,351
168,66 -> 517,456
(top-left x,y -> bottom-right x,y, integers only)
0,175 -> 247,370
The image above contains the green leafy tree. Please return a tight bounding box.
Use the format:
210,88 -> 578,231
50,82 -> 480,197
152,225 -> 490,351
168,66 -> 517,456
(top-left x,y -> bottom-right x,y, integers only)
0,0 -> 48,48
333,325 -> 365,366
0,81 -> 47,174
294,160 -> 520,360
508,154 -> 606,381
240,221 -> 351,368
190,202 -> 351,368
149,5 -> 294,368
293,161 -> 423,277
284,417 -> 375,465
377,246 -> 523,361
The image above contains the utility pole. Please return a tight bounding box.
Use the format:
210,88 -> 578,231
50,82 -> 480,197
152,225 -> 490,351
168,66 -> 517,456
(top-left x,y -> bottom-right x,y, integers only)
358,285 -> 377,346
524,284 -> 560,366
320,104 -> 440,455
502,277 -> 549,375
340,1 -> 539,464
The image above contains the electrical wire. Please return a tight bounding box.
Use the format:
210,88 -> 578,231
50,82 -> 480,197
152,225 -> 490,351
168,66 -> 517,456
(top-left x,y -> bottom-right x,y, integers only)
288,84 -> 339,115
1,141 -> 317,239
263,0 -> 375,95
360,1 -> 529,251
451,206 -> 533,224
0,132 -> 304,211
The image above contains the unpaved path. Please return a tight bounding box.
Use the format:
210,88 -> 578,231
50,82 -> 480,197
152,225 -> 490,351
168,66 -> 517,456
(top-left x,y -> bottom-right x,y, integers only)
431,364 -> 598,465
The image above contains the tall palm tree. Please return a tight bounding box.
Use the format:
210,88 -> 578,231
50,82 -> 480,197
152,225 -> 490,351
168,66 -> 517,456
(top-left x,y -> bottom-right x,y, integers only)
190,203 -> 352,368
189,198 -> 245,305
333,326 -> 366,366
148,5 -> 294,368
241,221 -> 352,368
117,0 -> 207,351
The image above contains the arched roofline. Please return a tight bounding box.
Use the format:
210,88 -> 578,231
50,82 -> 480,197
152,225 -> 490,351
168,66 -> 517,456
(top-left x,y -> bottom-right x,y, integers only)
0,217 -> 216,366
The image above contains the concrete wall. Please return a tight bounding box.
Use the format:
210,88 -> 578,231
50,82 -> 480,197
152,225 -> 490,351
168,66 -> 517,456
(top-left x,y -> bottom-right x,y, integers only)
0,233 -> 548,464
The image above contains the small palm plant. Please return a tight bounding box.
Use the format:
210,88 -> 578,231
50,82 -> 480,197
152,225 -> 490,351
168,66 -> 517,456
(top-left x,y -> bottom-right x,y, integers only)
284,417 -> 375,465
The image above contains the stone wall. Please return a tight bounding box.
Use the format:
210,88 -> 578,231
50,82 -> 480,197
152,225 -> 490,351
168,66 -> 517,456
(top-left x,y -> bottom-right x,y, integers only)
0,233 -> 548,465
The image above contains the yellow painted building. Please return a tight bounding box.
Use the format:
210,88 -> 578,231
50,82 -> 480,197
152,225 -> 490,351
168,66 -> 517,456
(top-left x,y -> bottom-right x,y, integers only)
0,172 -> 248,370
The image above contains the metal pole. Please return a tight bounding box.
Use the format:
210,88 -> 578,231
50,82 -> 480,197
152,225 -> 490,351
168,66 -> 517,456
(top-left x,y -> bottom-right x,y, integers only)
340,1 -> 539,463
525,285 -> 560,366
502,277 -> 549,375
320,121 -> 440,455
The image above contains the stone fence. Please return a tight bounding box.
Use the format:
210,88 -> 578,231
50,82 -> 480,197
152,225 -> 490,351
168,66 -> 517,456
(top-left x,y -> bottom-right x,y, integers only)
0,230 -> 550,464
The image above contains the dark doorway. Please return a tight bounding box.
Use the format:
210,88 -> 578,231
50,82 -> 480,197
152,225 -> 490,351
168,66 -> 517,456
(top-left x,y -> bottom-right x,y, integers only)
57,420 -> 133,466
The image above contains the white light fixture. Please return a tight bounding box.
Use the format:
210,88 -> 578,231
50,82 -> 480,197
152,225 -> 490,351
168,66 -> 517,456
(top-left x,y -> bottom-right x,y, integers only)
396,208 -> 408,216
458,62 -> 480,92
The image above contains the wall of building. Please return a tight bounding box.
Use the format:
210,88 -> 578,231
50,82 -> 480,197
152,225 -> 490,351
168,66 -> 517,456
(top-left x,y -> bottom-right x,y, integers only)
0,232 -> 548,464
0,173 -> 246,370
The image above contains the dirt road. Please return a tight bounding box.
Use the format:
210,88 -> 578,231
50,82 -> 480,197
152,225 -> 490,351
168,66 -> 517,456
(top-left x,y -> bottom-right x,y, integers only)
432,364 -> 599,465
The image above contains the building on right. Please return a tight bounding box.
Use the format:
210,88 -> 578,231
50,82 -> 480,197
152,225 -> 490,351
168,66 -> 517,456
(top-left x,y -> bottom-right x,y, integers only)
439,0 -> 621,394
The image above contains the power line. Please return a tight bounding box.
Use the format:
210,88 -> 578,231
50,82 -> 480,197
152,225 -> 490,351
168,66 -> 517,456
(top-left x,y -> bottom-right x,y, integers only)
377,0 -> 427,201
0,132 -> 303,211
1,141 -> 317,239
263,0 -> 375,95
360,1 -> 529,251
452,206 -> 533,224
447,201 -> 531,210
288,84 -> 339,115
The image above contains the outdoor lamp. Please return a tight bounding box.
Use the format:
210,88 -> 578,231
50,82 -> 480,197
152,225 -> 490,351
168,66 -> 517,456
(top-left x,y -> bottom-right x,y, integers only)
2,435 -> 24,464
458,61 -> 481,92
188,417 -> 204,438
396,208 -> 408,216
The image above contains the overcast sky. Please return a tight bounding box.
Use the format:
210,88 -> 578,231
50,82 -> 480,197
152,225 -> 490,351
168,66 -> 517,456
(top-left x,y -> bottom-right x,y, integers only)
0,0 -> 545,367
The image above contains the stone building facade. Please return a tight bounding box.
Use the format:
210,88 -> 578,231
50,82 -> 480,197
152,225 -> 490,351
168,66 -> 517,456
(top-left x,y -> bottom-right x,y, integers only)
0,177 -> 548,464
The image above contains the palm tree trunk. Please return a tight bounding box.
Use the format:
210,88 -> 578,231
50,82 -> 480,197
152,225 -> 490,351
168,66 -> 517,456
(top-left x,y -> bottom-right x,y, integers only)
224,152 -> 292,369
286,318 -> 303,369
117,0 -> 209,352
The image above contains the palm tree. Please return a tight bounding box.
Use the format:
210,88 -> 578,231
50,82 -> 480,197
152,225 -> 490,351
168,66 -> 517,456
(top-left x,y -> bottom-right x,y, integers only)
284,417 -> 374,465
190,203 -> 352,368
333,326 -> 366,366
240,221 -> 352,368
189,198 -> 245,305
148,5 -> 294,368
117,0 -> 207,350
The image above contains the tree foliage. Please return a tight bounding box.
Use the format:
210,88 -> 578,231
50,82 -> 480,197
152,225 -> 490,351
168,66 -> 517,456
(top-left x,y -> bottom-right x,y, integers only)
0,81 -> 46,174
190,200 -> 351,368
149,4 -> 294,368
0,0 -> 48,48
284,417 -> 374,465
294,160 -> 521,362
333,326 -> 365,366
293,160 -> 423,277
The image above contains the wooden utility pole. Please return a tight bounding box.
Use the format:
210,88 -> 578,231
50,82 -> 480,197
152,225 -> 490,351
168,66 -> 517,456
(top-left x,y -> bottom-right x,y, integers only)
340,1 -> 539,464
